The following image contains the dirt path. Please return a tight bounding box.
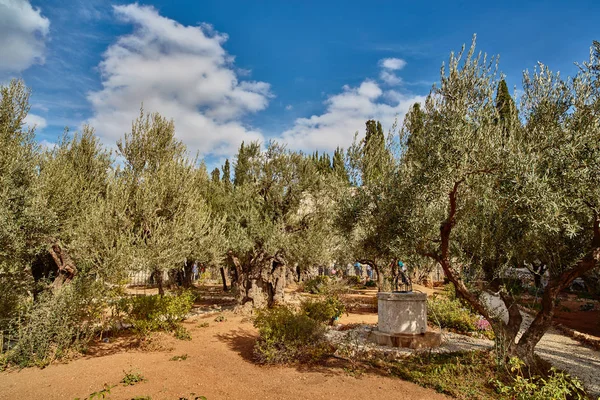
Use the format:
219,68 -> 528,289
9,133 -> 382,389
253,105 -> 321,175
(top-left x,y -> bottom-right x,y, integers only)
0,313 -> 447,400
521,314 -> 600,397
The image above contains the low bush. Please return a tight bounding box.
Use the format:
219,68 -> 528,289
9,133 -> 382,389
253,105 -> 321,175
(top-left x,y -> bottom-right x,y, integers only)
344,275 -> 362,287
302,276 -> 329,294
494,357 -> 586,400
364,280 -> 377,288
427,295 -> 477,333
121,369 -> 146,386
115,291 -> 194,336
173,325 -> 191,341
4,278 -> 108,368
301,295 -> 346,325
253,306 -> 333,364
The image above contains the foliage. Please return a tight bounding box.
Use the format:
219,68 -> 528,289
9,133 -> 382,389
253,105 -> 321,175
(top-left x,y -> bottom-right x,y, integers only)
169,354 -> 188,361
115,291 -> 193,336
302,276 -> 330,294
344,275 -> 362,287
173,325 -> 192,341
4,278 -> 109,368
427,295 -> 478,333
364,280 -> 377,288
494,357 -> 586,400
301,295 -> 346,325
379,351 -> 505,399
253,306 -> 332,364
214,315 -> 226,322
121,370 -> 146,386
75,384 -> 116,400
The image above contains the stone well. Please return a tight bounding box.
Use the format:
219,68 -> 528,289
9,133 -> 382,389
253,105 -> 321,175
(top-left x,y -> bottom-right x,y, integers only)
370,292 -> 441,349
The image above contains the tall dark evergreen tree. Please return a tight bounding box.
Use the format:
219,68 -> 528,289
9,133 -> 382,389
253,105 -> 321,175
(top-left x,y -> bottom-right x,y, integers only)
211,167 -> 220,183
233,141 -> 260,186
362,120 -> 389,184
405,103 -> 425,148
221,158 -> 231,188
495,79 -> 516,135
332,147 -> 349,184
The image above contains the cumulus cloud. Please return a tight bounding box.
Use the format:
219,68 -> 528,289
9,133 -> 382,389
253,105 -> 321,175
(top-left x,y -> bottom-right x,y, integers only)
280,79 -> 424,152
24,112 -> 48,130
0,0 -> 50,72
380,58 -> 407,71
380,70 -> 402,86
87,4 -> 272,157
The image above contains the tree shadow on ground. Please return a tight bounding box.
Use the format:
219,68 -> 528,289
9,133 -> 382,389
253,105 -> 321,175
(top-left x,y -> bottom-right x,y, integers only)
215,329 -> 351,377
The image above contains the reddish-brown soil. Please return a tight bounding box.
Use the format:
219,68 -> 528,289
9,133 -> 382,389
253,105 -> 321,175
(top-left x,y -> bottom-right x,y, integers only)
553,296 -> 600,337
0,312 -> 447,400
519,293 -> 600,338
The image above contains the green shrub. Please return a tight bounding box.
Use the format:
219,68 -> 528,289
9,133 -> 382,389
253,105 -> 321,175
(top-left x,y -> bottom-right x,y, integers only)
364,280 -> 377,288
116,291 -> 194,336
301,295 -> 345,325
121,370 -> 146,386
253,306 -> 333,364
169,354 -> 188,361
494,357 -> 586,400
427,295 -> 477,333
345,276 -> 362,287
302,276 -> 329,294
173,325 -> 191,341
5,278 -> 107,368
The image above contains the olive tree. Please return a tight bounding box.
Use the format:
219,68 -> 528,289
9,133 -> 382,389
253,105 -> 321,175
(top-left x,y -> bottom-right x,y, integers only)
0,80 -> 46,325
395,37 -> 600,367
224,142 -> 340,308
116,109 -> 224,294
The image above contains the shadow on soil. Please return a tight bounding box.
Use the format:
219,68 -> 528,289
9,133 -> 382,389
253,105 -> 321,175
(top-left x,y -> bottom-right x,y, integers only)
215,328 -> 385,378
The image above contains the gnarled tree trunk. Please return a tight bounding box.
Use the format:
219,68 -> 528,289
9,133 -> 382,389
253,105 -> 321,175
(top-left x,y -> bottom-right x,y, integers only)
426,183 -> 600,370
228,251 -> 287,309
48,240 -> 77,289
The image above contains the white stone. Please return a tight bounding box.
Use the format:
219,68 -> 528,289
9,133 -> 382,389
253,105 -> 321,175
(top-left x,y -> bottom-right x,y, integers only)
377,292 -> 427,335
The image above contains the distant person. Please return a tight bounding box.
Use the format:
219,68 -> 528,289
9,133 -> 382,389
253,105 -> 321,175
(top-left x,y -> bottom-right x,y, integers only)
192,262 -> 198,281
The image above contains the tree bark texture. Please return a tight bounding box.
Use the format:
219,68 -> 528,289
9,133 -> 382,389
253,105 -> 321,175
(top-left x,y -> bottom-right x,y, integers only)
228,251 -> 287,308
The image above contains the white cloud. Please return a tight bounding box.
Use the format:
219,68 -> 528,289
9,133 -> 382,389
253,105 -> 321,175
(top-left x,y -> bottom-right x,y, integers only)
0,0 -> 50,72
40,139 -> 57,150
87,4 -> 272,157
380,58 -> 407,71
285,105 -> 293,111
280,79 -> 424,152
24,112 -> 47,130
380,70 -> 402,86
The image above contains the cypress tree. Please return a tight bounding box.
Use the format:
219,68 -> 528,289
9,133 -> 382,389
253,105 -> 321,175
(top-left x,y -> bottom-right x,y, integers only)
211,167 -> 220,183
362,119 -> 388,184
221,159 -> 231,186
495,79 -> 515,136
332,147 -> 349,184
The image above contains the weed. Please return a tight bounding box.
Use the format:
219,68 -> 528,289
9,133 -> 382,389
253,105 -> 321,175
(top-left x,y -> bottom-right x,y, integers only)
214,315 -> 226,322
173,325 -> 192,341
131,397 -> 152,400
169,354 -> 188,361
197,322 -> 209,328
121,370 -> 146,386
74,384 -> 115,400
494,357 -> 586,400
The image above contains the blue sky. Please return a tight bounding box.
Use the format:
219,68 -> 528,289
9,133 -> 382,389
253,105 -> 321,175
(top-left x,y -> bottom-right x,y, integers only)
1,0 -> 599,166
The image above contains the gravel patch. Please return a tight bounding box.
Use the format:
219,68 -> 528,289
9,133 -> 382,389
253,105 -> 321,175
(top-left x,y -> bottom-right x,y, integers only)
328,316 -> 600,397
